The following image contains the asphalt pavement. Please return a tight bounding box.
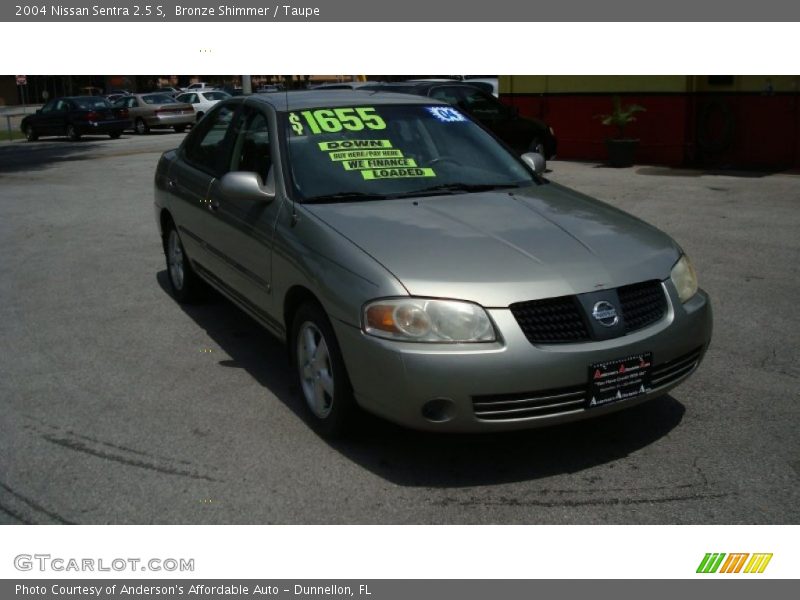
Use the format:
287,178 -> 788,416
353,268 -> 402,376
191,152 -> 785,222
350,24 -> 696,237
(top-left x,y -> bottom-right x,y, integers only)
0,133 -> 798,524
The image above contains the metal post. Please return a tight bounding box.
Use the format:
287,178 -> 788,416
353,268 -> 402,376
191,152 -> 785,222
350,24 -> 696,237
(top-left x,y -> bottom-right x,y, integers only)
242,75 -> 252,95
6,115 -> 12,142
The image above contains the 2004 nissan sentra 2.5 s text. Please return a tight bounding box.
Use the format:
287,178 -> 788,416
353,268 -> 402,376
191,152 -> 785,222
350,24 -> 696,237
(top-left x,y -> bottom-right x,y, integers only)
153,91 -> 712,436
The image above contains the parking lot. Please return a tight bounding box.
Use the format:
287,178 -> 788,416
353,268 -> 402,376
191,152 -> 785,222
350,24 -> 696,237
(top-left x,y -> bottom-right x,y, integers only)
0,132 -> 798,524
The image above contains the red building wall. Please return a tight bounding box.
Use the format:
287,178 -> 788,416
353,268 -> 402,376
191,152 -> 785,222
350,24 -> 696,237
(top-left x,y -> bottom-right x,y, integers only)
501,76 -> 800,170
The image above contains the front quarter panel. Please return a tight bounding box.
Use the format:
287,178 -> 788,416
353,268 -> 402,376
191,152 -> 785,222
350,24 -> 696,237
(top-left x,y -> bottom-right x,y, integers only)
153,149 -> 178,235
271,202 -> 409,331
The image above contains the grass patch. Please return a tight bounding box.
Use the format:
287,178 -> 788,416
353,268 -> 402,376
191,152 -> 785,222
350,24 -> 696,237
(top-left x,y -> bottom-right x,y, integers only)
1,129 -> 26,142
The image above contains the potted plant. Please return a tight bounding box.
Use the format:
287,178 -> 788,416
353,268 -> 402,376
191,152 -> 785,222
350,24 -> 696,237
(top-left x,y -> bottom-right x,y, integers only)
598,96 -> 646,167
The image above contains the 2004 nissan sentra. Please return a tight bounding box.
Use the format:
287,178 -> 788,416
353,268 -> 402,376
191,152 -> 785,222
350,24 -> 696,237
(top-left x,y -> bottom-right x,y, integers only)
153,91 -> 712,436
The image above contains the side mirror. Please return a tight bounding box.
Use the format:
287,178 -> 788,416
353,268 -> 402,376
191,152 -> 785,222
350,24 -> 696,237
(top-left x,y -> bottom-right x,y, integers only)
219,170 -> 275,203
521,152 -> 546,175
35,109 -> 42,115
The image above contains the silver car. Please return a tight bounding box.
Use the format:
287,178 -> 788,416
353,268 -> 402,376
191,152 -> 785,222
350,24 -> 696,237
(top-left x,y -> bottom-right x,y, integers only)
154,91 -> 712,436
115,93 -> 195,134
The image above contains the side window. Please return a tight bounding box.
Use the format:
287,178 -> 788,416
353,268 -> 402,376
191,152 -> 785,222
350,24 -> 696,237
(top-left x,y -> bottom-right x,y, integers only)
40,99 -> 57,114
54,99 -> 69,112
184,104 -> 237,175
229,108 -> 271,184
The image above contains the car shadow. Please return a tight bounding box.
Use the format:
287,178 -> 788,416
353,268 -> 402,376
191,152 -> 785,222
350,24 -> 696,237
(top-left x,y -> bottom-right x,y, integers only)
0,140 -> 108,174
157,270 -> 685,488
585,161 -> 782,178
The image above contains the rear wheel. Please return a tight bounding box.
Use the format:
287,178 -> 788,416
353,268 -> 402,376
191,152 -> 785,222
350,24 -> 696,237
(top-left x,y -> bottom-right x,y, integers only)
135,118 -> 149,135
109,130 -> 122,139
66,123 -> 81,141
291,302 -> 358,437
174,125 -> 187,133
164,224 -> 203,303
24,125 -> 38,142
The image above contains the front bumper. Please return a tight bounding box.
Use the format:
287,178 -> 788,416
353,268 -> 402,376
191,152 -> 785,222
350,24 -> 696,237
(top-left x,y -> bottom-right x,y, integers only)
334,282 -> 712,432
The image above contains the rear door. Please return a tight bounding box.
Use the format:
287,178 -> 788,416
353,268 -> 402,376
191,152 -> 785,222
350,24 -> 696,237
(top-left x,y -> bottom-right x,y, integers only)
42,99 -> 70,135
167,102 -> 240,278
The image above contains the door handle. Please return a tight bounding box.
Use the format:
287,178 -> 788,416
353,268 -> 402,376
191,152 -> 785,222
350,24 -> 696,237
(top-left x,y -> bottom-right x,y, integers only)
207,198 -> 220,212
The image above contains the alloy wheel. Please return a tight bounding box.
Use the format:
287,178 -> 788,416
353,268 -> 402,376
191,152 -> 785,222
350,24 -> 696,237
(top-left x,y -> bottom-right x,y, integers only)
167,230 -> 185,291
296,322 -> 335,419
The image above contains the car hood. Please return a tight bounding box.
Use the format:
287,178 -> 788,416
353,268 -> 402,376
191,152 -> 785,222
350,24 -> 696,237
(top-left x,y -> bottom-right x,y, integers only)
305,183 -> 681,307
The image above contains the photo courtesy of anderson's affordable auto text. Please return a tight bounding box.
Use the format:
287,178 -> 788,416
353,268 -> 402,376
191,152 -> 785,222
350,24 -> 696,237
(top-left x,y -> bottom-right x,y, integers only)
0,1 -> 798,595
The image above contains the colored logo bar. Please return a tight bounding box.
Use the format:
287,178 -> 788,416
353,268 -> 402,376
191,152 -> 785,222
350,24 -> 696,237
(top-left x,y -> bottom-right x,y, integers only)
697,553 -> 773,574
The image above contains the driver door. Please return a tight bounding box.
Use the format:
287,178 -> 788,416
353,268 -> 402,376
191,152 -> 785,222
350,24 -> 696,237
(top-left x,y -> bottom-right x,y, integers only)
204,105 -> 282,320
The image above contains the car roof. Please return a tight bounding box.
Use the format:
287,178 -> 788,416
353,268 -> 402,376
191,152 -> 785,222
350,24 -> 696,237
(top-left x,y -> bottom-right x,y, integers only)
245,90 -> 443,111
371,81 -> 488,92
64,96 -> 108,102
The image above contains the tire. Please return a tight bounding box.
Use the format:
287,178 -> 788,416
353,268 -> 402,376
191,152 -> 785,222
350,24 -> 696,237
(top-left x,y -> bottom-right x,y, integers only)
290,302 -> 358,437
24,125 -> 38,142
66,123 -> 81,141
164,224 -> 204,303
135,118 -> 149,135
173,125 -> 187,133
109,130 -> 122,139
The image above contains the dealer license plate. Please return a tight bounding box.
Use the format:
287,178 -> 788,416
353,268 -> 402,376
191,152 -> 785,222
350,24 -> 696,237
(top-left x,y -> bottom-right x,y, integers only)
587,352 -> 653,409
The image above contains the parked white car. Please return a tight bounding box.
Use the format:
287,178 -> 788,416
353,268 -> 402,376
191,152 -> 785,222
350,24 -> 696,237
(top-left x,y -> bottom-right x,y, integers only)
176,90 -> 231,121
184,82 -> 216,92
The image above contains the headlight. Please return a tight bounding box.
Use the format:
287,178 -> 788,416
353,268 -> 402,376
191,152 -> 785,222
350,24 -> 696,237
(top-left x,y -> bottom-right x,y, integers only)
670,254 -> 698,303
363,298 -> 496,343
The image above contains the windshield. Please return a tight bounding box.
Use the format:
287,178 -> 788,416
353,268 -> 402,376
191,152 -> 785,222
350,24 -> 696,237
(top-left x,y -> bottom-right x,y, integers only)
204,91 -> 230,101
142,94 -> 177,105
73,97 -> 111,110
283,104 -> 534,202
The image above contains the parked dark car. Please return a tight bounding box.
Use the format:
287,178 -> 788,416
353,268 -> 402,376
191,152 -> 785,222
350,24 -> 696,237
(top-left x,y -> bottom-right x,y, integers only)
20,96 -> 131,141
361,82 -> 557,160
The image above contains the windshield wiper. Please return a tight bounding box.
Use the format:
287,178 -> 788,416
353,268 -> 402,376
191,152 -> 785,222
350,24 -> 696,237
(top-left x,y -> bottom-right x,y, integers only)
303,191 -> 389,204
397,183 -> 523,197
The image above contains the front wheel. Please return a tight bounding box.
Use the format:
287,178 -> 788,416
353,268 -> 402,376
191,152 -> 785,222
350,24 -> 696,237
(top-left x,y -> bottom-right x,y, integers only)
66,124 -> 81,141
174,125 -> 187,133
109,130 -> 122,139
164,225 -> 203,303
135,118 -> 149,135
24,125 -> 38,142
291,303 -> 358,437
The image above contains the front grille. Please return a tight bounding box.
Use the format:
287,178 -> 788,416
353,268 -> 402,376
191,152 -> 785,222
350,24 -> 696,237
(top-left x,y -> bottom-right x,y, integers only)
472,385 -> 587,421
511,280 -> 667,344
650,347 -> 703,388
618,280 -> 668,333
509,296 -> 591,344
